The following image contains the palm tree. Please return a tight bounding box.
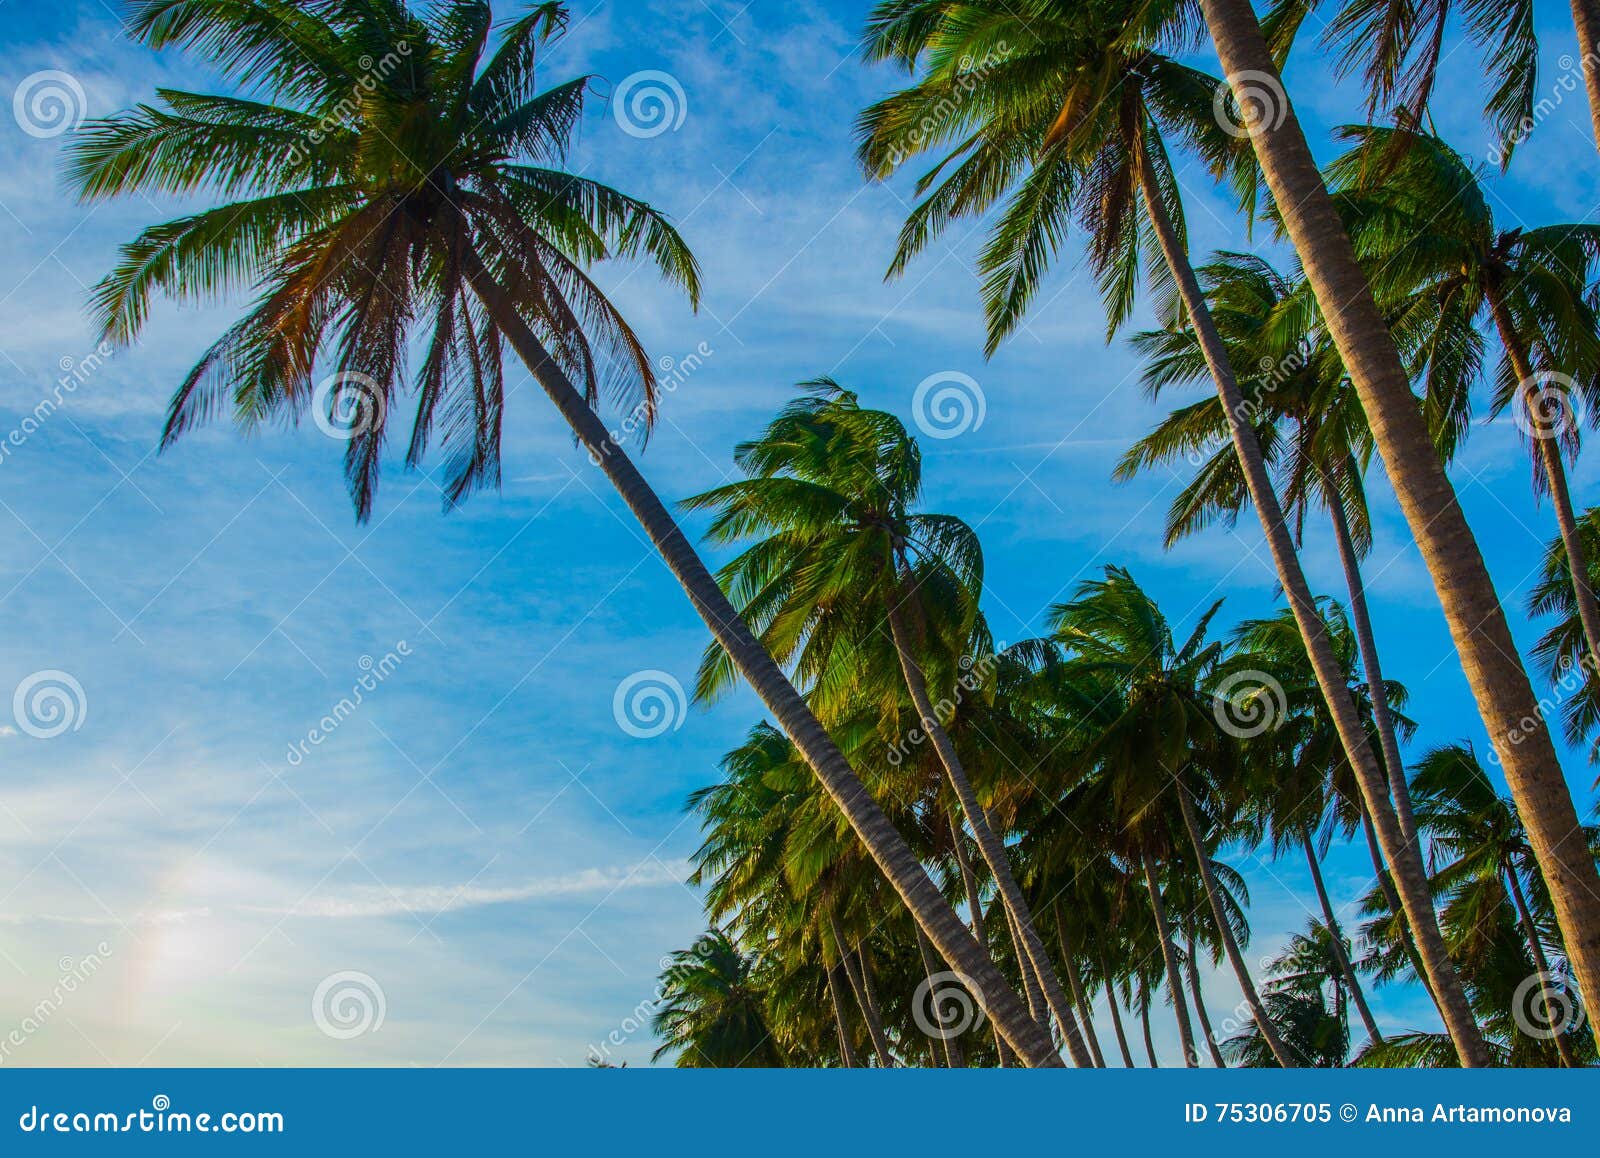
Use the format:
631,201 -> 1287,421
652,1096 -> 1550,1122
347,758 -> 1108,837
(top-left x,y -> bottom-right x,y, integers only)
72,0 -> 1055,1066
652,930 -> 787,1067
856,0 -> 1483,1059
1529,508 -> 1600,765
684,381 -> 1093,1065
1197,0 -> 1600,1059
1328,122 -> 1600,678
1224,921 -> 1358,1067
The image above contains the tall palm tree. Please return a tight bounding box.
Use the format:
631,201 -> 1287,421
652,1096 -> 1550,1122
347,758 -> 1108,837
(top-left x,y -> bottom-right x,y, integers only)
652,930 -> 787,1067
856,0 -> 1483,1058
1528,508 -> 1600,765
73,0 -> 1056,1067
684,381 -> 1093,1065
1224,921 -> 1358,1067
1197,0 -> 1600,1059
1328,122 -> 1600,678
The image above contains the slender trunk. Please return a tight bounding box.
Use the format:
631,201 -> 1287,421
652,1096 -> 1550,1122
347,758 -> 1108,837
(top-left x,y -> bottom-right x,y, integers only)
1056,907 -> 1108,1068
1302,830 -> 1383,1045
949,813 -> 1009,1066
915,926 -> 964,1068
1141,850 -> 1198,1067
883,586 -> 1091,1066
1100,957 -> 1137,1067
1567,0 -> 1600,151
1200,0 -> 1600,1061
1505,861 -> 1579,1067
1174,789 -> 1297,1067
1487,291 -> 1600,675
1139,986 -> 1161,1068
1003,900 -> 1050,1030
832,916 -> 893,1067
461,250 -> 1060,1067
826,962 -> 861,1068
859,948 -> 893,1063
1324,462 -> 1421,853
1134,128 -> 1480,1063
1184,930 -> 1228,1067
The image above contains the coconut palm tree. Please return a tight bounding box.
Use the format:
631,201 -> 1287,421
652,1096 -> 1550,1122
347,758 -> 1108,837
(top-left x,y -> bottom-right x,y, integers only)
684,380 -> 1093,1065
856,1 -> 1483,1058
71,0 -> 1055,1065
1196,0 -> 1600,1060
1328,122 -> 1600,678
1224,921 -> 1358,1067
652,930 -> 787,1067
1528,508 -> 1600,765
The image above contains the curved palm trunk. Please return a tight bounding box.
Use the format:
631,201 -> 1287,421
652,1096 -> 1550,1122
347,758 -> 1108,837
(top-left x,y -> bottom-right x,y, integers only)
915,926 -> 963,1067
1486,293 -> 1600,676
1099,953 -> 1138,1067
882,589 -> 1093,1066
1134,128 -> 1479,1063
826,962 -> 861,1068
1568,0 -> 1600,151
1055,907 -> 1108,1068
1139,987 -> 1161,1068
1140,850 -> 1198,1067
1199,0 -> 1600,1062
1504,861 -> 1579,1067
832,916 -> 894,1068
1174,789 -> 1297,1066
461,253 -> 1061,1068
1184,930 -> 1228,1067
1324,463 -> 1422,853
1301,831 -> 1383,1045
1003,900 -> 1051,1029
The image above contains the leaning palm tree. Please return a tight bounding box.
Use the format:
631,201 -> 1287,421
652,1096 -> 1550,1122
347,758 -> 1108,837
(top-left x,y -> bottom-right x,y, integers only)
1196,0 -> 1600,1058
856,0 -> 1483,1061
72,0 -> 1055,1066
684,381 -> 1093,1066
1329,122 -> 1600,679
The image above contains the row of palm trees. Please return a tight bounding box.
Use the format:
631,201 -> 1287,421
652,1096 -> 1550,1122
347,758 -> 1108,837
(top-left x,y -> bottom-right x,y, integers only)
649,382 -> 1597,1068
72,0 -> 1600,1065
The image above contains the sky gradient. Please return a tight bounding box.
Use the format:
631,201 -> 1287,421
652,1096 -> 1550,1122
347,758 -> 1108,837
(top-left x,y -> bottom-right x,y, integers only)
1,0 -> 1598,1066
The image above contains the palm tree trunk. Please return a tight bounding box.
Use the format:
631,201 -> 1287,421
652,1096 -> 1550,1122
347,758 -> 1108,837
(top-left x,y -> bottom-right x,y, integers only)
915,926 -> 963,1067
1133,128 -> 1482,1064
832,915 -> 894,1067
1184,930 -> 1228,1067
1568,0 -> 1600,150
1174,788 -> 1298,1066
826,962 -> 861,1068
1504,860 -> 1579,1067
949,812 -> 986,947
1141,849 -> 1198,1066
882,587 -> 1092,1066
1324,461 -> 1422,852
1199,0 -> 1600,1061
1002,900 -> 1050,1029
462,250 -> 1061,1068
1139,984 -> 1161,1067
1099,953 -> 1137,1067
1055,906 -> 1108,1067
1301,830 -> 1383,1045
1487,291 -> 1600,675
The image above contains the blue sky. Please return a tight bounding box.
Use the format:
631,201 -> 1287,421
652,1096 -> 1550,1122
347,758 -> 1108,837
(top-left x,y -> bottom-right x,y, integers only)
0,0 -> 1597,1067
